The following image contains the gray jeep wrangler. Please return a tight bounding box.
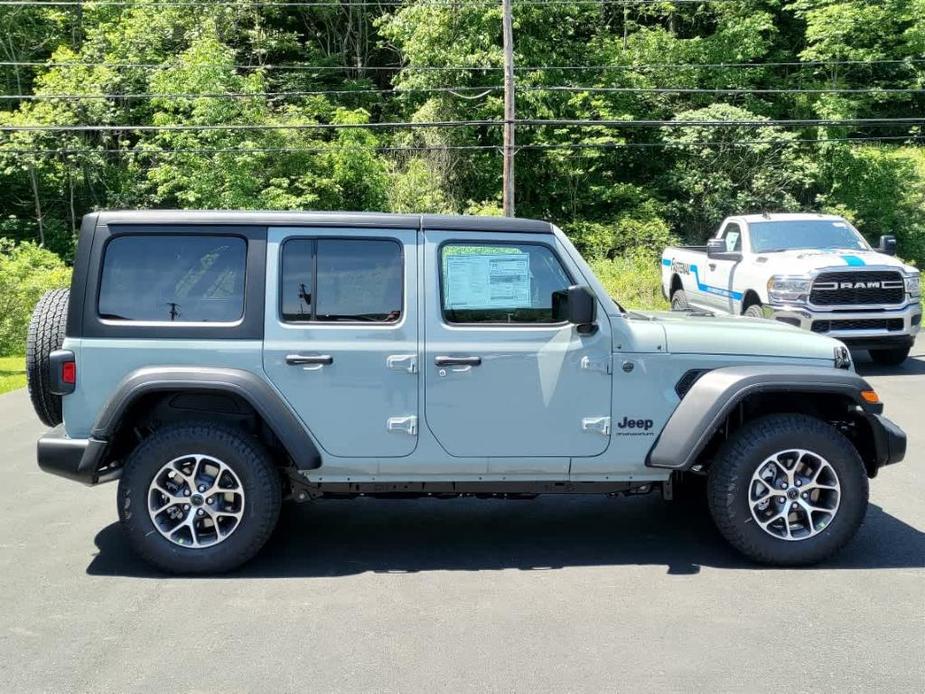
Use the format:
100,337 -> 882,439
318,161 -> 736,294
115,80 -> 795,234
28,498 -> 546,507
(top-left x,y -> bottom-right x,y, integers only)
29,211 -> 906,573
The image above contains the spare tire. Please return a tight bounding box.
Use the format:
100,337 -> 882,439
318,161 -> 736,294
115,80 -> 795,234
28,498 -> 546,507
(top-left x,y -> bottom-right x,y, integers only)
26,288 -> 70,426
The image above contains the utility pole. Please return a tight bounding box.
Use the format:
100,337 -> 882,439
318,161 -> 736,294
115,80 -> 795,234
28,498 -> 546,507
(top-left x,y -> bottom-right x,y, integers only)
501,0 -> 515,217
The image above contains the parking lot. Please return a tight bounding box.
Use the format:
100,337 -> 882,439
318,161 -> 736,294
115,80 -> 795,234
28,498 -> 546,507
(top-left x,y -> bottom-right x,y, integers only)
1,338 -> 923,693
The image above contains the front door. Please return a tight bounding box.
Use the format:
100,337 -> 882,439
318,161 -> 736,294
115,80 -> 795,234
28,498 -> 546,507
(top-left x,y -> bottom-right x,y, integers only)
263,227 -> 419,458
422,231 -> 613,464
702,222 -> 744,313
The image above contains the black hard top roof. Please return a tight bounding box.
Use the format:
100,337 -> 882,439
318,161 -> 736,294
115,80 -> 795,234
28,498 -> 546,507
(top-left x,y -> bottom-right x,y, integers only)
93,210 -> 554,234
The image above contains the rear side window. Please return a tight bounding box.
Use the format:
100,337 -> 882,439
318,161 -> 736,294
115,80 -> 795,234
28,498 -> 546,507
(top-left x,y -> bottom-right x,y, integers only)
98,235 -> 247,323
440,242 -> 572,324
280,238 -> 403,323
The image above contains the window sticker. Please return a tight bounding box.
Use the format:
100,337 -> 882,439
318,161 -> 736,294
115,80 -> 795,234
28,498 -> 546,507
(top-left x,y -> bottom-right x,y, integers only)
445,254 -> 531,309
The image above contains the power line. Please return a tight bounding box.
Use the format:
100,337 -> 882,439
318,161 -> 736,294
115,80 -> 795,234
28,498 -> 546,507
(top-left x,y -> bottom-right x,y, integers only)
2,117 -> 923,133
2,135 -> 920,157
2,58 -> 923,72
3,85 -> 924,101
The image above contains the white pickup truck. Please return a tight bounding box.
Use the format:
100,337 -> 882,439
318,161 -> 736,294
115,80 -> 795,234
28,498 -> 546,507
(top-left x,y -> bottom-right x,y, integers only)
661,213 -> 922,365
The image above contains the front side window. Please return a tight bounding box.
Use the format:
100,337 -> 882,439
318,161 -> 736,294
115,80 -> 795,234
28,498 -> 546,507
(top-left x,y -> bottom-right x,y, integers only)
723,223 -> 742,252
98,235 -> 246,323
440,242 -> 571,324
280,238 -> 402,323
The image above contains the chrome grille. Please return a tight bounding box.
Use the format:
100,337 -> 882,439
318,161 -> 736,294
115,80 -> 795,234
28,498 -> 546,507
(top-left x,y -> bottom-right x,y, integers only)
810,271 -> 905,306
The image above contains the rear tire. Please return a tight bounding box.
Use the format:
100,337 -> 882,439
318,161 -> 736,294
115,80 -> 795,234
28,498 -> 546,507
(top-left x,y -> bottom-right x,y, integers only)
707,414 -> 868,566
671,289 -> 689,311
26,288 -> 69,426
868,346 -> 910,366
117,422 -> 282,574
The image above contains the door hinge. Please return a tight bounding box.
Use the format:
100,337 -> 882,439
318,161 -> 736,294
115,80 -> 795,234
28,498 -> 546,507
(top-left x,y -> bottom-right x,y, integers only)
387,354 -> 417,374
387,416 -> 418,435
581,416 -> 611,436
580,355 -> 612,375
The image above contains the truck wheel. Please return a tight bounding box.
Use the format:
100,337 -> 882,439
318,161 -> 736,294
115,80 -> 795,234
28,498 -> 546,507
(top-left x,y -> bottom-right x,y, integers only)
117,422 -> 282,574
707,413 -> 868,566
26,288 -> 70,426
743,303 -> 764,319
671,289 -> 689,311
868,346 -> 910,366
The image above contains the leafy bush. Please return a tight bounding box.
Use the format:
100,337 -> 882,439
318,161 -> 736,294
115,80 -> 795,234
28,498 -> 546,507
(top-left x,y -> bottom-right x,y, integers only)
590,252 -> 669,312
564,207 -> 677,261
0,240 -> 72,356
816,145 -> 925,267
661,104 -> 814,242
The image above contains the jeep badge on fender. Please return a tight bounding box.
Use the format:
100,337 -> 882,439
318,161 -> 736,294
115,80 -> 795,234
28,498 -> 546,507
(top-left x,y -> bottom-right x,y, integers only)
617,417 -> 654,431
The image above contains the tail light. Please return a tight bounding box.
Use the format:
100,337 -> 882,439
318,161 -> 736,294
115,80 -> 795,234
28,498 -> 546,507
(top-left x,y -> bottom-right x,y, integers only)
49,350 -> 76,395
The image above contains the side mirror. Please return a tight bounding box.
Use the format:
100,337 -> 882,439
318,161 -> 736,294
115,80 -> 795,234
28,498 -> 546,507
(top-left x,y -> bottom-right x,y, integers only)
552,285 -> 597,330
878,235 -> 897,256
706,238 -> 742,261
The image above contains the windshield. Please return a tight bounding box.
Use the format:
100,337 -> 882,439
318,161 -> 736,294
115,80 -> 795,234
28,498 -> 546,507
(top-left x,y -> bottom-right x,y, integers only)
750,220 -> 870,253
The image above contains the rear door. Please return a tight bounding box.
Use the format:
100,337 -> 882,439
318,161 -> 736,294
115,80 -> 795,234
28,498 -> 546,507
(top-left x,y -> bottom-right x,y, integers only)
262,227 -> 419,457
422,230 -> 613,468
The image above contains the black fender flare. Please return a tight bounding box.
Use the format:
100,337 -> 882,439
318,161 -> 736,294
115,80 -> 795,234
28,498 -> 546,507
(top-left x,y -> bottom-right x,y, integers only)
646,365 -> 879,470
92,366 -> 322,470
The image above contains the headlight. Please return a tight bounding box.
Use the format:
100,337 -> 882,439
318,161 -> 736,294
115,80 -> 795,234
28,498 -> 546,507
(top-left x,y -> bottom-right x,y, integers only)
767,275 -> 812,303
905,273 -> 921,296
834,345 -> 852,370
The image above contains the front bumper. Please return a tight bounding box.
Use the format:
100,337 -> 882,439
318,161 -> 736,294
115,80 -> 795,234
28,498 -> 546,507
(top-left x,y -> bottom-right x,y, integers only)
764,301 -> 921,348
865,413 -> 906,474
37,425 -> 108,485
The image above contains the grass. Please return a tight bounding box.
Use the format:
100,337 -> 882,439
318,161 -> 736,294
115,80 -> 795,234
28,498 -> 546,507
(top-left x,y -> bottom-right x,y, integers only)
590,254 -> 669,311
0,356 -> 26,395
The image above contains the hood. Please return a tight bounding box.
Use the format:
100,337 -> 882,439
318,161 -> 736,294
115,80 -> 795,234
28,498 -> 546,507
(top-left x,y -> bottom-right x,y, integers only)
757,249 -> 915,275
637,311 -> 840,361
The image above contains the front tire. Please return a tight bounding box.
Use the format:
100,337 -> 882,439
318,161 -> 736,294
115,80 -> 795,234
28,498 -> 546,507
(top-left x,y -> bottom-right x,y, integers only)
117,422 -> 282,574
708,414 -> 868,566
743,303 -> 764,319
868,346 -> 911,366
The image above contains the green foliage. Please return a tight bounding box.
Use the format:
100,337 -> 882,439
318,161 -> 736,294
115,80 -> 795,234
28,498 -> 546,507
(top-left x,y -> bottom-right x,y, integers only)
0,356 -> 27,396
816,145 -> 925,266
0,0 -> 922,318
0,240 -> 71,356
661,104 -> 814,241
388,158 -> 455,213
590,252 -> 669,312
564,190 -> 676,259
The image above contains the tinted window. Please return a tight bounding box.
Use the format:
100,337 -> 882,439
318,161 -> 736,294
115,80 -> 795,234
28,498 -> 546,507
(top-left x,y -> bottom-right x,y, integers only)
280,238 -> 402,323
99,235 -> 246,323
280,239 -> 314,321
440,243 -> 571,323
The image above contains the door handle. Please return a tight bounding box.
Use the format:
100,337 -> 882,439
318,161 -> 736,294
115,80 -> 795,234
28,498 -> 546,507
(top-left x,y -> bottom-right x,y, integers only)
434,356 -> 482,367
708,263 -> 717,270
286,354 -> 334,366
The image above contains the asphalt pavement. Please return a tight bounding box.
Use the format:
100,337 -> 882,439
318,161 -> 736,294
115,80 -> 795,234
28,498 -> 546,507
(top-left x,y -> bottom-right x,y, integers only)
1,339 -> 923,692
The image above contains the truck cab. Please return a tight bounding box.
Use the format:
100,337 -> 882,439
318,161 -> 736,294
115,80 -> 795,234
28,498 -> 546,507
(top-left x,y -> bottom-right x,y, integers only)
28,211 -> 907,573
661,213 -> 922,364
